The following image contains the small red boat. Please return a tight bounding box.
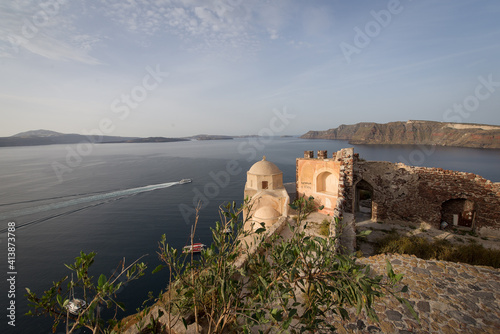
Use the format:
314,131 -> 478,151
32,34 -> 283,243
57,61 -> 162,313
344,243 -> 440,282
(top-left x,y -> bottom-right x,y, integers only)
183,243 -> 206,254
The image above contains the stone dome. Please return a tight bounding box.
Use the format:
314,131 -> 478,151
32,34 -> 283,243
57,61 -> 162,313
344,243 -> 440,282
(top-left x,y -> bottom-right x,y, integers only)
248,156 -> 282,175
254,206 -> 280,220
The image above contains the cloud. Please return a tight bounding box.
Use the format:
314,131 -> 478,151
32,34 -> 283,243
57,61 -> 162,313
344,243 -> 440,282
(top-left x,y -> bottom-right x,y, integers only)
99,0 -> 293,58
0,1 -> 101,64
267,28 -> 279,40
21,33 -> 101,64
1,1 -> 297,63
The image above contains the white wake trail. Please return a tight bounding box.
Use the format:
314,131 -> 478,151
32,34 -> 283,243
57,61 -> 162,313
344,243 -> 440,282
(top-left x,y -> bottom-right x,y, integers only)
0,182 -> 179,221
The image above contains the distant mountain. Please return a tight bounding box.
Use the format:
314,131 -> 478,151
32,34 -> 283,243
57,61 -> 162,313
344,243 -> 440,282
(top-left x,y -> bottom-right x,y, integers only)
300,120 -> 500,149
0,130 -> 187,147
0,131 -> 137,147
13,129 -> 64,137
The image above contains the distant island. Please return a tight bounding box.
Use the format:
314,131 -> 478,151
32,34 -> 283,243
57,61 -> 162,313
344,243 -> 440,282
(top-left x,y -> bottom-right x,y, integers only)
0,130 -> 263,147
185,134 -> 261,140
301,120 -> 500,149
0,130 -> 187,147
106,137 -> 190,144
187,134 -> 233,140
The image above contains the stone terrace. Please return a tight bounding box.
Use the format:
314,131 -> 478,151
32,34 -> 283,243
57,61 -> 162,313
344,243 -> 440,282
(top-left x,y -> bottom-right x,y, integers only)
328,253 -> 500,334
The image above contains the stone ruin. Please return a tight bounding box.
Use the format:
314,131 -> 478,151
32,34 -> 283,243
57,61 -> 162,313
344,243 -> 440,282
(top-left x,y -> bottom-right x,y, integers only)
296,148 -> 500,238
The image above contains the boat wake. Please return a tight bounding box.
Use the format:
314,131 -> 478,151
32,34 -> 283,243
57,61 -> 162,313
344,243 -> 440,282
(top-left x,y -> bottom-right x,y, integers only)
0,181 -> 180,232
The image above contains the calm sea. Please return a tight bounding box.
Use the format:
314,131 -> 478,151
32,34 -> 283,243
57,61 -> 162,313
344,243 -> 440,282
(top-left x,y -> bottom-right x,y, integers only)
1,137 -> 499,333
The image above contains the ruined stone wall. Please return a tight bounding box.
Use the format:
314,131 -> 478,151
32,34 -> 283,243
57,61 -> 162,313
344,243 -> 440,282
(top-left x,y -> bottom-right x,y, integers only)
354,161 -> 500,236
296,148 -> 499,236
335,148 -> 355,214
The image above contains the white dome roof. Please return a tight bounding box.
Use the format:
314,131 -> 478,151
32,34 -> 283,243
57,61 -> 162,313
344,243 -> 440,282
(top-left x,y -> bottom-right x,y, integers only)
254,206 -> 280,220
248,156 -> 282,175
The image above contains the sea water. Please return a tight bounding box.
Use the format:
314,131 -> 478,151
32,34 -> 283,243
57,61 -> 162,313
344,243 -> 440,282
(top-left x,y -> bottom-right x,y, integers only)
0,138 -> 499,333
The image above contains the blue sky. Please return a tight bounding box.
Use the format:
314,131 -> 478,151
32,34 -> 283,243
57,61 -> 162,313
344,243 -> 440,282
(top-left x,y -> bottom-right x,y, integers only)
1,0 -> 500,137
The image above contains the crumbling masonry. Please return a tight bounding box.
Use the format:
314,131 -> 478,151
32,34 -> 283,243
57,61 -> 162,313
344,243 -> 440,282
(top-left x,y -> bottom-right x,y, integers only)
296,149 -> 500,238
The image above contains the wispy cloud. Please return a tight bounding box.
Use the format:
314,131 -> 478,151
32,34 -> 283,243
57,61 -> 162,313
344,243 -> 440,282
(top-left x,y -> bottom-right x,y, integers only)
99,0 -> 293,59
19,33 -> 101,64
1,1 -> 296,63
0,1 -> 101,64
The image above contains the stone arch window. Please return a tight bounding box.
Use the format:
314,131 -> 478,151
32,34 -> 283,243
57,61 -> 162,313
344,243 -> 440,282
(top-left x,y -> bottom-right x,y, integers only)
316,171 -> 338,195
441,198 -> 475,228
262,181 -> 268,189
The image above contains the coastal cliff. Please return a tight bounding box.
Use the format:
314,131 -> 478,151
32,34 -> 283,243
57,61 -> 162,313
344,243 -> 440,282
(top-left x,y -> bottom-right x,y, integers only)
300,120 -> 500,149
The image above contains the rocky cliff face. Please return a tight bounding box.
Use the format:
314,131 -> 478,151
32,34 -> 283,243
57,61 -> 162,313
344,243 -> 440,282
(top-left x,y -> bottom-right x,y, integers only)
300,120 -> 500,149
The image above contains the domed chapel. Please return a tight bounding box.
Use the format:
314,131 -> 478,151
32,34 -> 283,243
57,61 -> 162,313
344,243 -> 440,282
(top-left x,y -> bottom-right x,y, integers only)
243,156 -> 290,230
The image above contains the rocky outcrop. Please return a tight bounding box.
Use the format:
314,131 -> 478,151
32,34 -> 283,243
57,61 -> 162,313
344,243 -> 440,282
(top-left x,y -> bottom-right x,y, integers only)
301,120 -> 500,149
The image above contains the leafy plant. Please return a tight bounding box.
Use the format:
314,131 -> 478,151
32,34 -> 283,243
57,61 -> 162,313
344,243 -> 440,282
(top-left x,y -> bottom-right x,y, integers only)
29,196 -> 417,333
289,195 -> 324,221
151,198 -> 416,333
25,251 -> 147,334
153,201 -> 254,333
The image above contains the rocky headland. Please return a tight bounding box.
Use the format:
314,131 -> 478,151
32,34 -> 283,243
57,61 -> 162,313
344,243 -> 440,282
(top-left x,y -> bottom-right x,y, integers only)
301,120 -> 500,149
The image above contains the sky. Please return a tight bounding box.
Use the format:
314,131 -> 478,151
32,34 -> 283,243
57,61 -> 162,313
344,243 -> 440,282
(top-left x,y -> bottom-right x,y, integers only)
1,0 -> 500,138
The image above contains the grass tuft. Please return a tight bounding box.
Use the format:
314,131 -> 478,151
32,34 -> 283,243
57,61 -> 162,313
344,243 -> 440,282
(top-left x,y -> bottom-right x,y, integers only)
376,234 -> 500,268
318,219 -> 330,237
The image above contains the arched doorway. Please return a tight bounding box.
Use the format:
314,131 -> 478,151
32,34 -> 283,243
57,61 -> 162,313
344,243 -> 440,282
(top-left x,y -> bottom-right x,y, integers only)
441,198 -> 475,228
355,180 -> 374,218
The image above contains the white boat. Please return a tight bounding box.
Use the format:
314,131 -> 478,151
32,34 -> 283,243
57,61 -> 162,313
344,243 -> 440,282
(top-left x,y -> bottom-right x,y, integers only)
182,243 -> 206,253
66,274 -> 86,315
179,178 -> 192,184
66,298 -> 86,315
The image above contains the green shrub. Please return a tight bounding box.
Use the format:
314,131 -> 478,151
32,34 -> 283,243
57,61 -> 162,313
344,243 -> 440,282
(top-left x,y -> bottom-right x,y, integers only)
29,199 -> 416,334
154,199 -> 416,333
